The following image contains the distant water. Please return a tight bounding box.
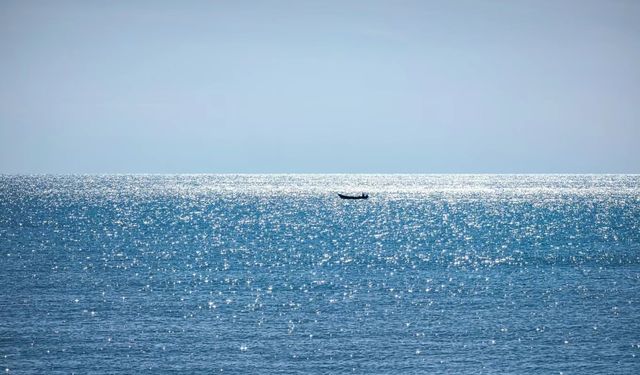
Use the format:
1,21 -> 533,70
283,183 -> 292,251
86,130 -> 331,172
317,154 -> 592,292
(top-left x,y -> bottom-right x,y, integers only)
1,175 -> 639,374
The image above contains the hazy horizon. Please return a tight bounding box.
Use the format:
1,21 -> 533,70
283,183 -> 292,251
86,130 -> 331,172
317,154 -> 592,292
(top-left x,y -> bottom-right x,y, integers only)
1,1 -> 639,174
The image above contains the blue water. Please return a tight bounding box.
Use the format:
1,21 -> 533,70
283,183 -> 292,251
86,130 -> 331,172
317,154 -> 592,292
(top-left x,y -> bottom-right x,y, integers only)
1,175 -> 639,374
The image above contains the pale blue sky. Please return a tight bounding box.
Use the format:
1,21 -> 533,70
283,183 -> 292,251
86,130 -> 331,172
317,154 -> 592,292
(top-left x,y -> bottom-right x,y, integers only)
1,0 -> 639,173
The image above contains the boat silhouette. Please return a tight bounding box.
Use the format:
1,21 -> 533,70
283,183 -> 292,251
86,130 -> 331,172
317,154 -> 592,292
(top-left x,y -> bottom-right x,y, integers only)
338,193 -> 369,200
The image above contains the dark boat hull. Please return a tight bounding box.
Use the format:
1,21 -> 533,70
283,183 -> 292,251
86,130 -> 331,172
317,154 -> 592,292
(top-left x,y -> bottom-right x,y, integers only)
338,194 -> 368,200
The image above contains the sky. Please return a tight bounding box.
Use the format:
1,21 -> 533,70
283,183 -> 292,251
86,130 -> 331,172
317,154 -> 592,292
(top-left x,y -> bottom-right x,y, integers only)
1,0 -> 639,173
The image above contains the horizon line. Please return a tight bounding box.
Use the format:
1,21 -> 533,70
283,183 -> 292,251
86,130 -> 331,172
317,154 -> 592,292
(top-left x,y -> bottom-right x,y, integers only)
2,172 -> 639,176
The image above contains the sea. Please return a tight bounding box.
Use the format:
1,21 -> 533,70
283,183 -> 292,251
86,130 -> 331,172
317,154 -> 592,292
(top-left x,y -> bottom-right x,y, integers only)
1,174 -> 639,374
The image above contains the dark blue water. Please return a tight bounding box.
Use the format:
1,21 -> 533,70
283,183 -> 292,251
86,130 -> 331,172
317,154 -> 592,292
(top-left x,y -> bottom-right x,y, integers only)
1,175 -> 639,374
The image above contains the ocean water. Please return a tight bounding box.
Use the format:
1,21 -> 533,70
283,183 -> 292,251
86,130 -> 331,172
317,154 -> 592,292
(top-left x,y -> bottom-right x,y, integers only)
1,174 -> 639,374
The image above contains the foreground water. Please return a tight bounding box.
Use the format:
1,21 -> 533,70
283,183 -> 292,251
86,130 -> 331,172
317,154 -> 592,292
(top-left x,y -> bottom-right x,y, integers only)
1,175 -> 639,374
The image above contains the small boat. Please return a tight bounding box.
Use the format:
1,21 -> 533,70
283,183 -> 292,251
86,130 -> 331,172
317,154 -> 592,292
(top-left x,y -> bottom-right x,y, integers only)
338,193 -> 369,200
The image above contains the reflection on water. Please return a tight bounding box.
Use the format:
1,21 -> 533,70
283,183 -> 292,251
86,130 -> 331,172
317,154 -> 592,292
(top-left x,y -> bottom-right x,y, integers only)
1,175 -> 639,374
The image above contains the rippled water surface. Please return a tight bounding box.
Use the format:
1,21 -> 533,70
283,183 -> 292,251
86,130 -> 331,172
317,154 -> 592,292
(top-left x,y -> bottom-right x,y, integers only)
1,175 -> 639,374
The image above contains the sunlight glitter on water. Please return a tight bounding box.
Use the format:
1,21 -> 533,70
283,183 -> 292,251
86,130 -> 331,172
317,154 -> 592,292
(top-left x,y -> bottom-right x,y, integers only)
0,175 -> 639,374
